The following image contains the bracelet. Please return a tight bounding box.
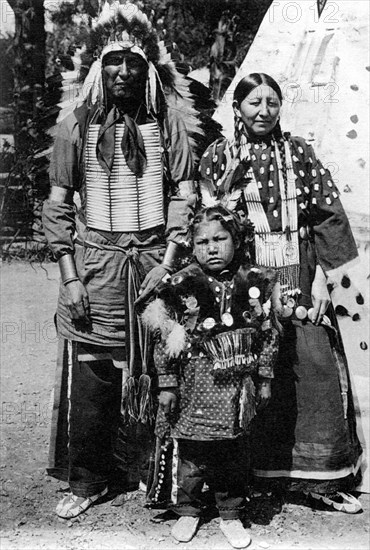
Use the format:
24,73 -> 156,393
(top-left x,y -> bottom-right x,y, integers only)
59,254 -> 79,285
64,277 -> 80,285
161,241 -> 180,273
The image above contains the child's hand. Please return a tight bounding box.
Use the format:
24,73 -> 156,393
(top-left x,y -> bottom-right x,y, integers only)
256,379 -> 271,410
159,389 -> 178,417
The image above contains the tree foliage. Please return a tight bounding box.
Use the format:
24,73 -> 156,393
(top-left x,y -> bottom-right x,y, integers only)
44,0 -> 273,74
1,0 -> 49,253
45,1 -> 96,77
140,0 -> 273,69
0,36 -> 14,110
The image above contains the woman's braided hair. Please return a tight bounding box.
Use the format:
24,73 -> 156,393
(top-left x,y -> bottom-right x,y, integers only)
274,120 -> 289,196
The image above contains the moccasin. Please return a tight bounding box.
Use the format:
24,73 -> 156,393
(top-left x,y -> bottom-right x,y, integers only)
309,491 -> 362,514
56,487 -> 108,518
171,516 -> 200,542
220,519 -> 251,548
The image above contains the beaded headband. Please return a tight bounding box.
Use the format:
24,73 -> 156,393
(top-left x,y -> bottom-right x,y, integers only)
100,42 -> 148,62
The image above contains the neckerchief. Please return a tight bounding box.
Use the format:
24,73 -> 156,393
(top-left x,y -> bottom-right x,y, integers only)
96,105 -> 147,177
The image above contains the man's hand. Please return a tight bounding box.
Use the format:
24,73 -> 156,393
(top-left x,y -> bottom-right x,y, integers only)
159,389 -> 178,417
256,379 -> 271,411
311,264 -> 330,325
64,279 -> 90,322
135,265 -> 170,305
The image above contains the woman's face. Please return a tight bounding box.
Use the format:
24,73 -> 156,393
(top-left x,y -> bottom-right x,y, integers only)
193,220 -> 236,272
234,84 -> 281,137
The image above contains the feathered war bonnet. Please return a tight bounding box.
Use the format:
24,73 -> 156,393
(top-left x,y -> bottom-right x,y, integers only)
79,0 -> 179,117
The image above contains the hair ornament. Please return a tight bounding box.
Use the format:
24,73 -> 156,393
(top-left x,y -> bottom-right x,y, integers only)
81,58 -> 103,104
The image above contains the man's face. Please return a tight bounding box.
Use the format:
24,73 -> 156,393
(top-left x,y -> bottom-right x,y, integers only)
102,50 -> 148,103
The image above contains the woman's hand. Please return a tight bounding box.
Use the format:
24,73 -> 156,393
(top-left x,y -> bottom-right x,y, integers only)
159,389 -> 178,417
311,264 -> 331,325
256,379 -> 271,410
64,279 -> 90,322
135,266 -> 170,305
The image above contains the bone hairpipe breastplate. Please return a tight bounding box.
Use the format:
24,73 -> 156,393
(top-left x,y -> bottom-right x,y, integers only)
85,122 -> 164,232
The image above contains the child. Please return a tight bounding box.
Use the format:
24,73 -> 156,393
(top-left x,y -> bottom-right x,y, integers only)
143,206 -> 280,549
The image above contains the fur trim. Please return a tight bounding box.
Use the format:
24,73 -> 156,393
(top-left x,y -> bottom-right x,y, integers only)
141,298 -> 172,334
142,298 -> 187,358
166,322 -> 187,358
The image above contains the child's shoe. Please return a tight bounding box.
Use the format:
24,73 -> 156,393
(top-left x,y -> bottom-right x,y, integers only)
219,519 -> 251,548
171,515 -> 200,542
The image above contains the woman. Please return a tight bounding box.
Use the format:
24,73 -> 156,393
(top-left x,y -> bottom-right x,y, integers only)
198,73 -> 362,512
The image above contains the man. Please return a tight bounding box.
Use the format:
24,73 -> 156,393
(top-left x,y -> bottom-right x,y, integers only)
43,2 -> 198,519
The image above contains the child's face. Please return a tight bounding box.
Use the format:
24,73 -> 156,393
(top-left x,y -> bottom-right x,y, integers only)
193,220 -> 236,272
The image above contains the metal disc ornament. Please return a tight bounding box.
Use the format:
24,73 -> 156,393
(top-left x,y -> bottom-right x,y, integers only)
185,296 -> 198,309
282,306 -> 293,318
307,308 -> 315,321
242,311 -> 252,323
285,243 -> 298,261
295,306 -> 308,320
171,274 -> 183,285
248,286 -> 261,299
221,312 -> 234,327
203,317 -> 216,330
286,297 -> 296,309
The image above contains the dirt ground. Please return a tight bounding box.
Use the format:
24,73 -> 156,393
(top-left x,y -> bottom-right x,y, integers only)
0,261 -> 369,550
